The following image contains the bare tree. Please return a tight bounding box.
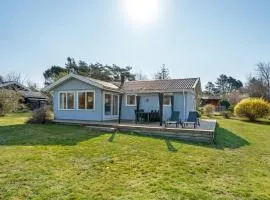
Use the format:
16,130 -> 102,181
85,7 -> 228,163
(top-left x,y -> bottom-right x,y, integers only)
246,75 -> 267,99
26,80 -> 39,91
135,71 -> 148,80
4,72 -> 26,84
256,62 -> 270,100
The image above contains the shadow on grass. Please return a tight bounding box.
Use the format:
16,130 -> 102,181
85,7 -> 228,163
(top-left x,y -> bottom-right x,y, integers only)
108,132 -> 116,142
213,124 -> 249,150
165,139 -> 178,152
120,123 -> 249,150
0,124 -> 104,146
226,116 -> 270,126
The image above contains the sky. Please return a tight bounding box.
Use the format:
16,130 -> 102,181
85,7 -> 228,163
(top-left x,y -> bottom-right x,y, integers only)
1,0 -> 270,88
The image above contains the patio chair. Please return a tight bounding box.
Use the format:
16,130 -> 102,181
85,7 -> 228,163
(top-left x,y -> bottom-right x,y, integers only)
183,111 -> 200,128
165,111 -> 183,128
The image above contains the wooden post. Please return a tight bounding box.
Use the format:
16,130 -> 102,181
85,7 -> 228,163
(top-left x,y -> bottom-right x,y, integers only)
136,95 -> 140,123
118,94 -> 122,124
171,95 -> 174,114
158,93 -> 163,126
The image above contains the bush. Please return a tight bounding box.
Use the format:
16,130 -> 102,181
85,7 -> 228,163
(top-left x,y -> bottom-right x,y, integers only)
221,111 -> 231,119
203,104 -> 215,117
220,99 -> 230,110
234,98 -> 270,121
27,106 -> 53,124
0,89 -> 20,116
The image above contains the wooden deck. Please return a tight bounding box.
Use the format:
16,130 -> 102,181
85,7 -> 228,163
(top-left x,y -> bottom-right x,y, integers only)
53,119 -> 217,143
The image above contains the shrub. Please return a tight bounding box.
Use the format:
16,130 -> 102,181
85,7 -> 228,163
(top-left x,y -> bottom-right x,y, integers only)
0,89 -> 20,116
203,104 -> 215,117
220,99 -> 230,110
221,111 -> 231,119
27,106 -> 53,124
234,98 -> 270,121
226,90 -> 248,105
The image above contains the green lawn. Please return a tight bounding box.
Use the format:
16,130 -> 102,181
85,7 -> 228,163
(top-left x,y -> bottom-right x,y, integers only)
0,113 -> 270,199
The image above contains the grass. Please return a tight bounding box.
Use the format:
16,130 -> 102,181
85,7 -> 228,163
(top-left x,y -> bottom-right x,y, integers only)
0,113 -> 270,199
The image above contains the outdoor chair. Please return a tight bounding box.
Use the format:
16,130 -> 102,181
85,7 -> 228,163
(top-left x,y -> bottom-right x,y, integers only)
165,111 -> 183,128
183,111 -> 200,128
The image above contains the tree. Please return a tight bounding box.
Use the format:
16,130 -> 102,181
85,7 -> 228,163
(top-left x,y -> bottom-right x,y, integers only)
43,57 -> 136,85
0,75 -> 3,83
135,72 -> 148,80
246,76 -> 267,99
215,74 -> 243,94
43,66 -> 67,86
26,81 -> 39,91
215,74 -> 228,94
205,82 -> 215,94
0,89 -> 20,116
4,72 -> 26,84
154,64 -> 170,80
226,90 -> 248,107
256,62 -> 270,100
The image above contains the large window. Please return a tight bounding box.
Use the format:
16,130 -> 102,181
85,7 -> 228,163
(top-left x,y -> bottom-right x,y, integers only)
126,94 -> 136,106
104,93 -> 119,116
163,96 -> 171,105
59,92 -> 75,110
77,91 -> 95,110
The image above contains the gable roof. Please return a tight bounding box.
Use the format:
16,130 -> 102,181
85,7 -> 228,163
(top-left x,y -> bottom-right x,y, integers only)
115,78 -> 200,93
19,90 -> 48,99
42,73 -> 120,92
42,73 -> 201,94
0,81 -> 30,91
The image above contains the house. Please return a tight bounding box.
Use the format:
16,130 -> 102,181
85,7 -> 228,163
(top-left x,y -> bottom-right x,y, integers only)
42,73 -> 201,124
201,95 -> 221,106
0,81 -> 48,109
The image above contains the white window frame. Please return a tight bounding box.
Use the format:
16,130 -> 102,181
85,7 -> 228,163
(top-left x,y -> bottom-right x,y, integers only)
126,94 -> 137,106
58,91 -> 75,110
76,90 -> 95,111
103,92 -> 119,117
163,95 -> 171,106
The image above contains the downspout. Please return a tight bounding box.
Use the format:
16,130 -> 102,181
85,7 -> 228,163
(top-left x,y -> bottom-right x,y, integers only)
183,89 -> 186,120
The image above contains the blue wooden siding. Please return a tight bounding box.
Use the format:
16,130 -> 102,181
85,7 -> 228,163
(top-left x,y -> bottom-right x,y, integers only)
52,77 -> 196,122
120,92 -> 195,121
53,78 -> 103,121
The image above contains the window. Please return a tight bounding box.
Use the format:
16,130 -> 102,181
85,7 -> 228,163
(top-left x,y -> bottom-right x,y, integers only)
126,95 -> 136,106
59,92 -> 75,110
163,96 -> 171,105
77,91 -> 95,110
104,93 -> 119,116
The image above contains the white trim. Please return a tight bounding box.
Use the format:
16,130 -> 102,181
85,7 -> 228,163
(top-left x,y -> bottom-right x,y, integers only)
126,94 -> 137,106
183,89 -> 186,120
58,91 -> 75,110
192,78 -> 200,89
42,73 -> 122,93
76,90 -> 95,111
103,92 -> 119,119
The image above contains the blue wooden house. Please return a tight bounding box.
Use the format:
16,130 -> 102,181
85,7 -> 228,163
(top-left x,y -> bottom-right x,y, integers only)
43,73 -> 201,125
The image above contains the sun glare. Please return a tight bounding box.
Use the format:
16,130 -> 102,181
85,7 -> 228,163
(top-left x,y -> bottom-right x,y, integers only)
122,0 -> 161,26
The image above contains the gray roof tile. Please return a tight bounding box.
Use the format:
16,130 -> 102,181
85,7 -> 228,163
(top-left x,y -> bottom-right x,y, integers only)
113,78 -> 199,93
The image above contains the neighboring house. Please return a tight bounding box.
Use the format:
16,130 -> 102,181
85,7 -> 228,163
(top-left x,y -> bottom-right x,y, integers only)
0,81 -> 48,109
201,95 -> 221,107
42,73 -> 201,122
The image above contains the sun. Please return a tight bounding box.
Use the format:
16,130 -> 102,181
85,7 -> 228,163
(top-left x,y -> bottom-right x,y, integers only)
122,0 -> 161,26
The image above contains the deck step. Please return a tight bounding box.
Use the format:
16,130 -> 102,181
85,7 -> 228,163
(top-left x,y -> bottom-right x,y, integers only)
86,126 -> 116,132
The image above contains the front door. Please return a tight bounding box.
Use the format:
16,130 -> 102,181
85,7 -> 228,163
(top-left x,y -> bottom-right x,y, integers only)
104,93 -> 119,120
